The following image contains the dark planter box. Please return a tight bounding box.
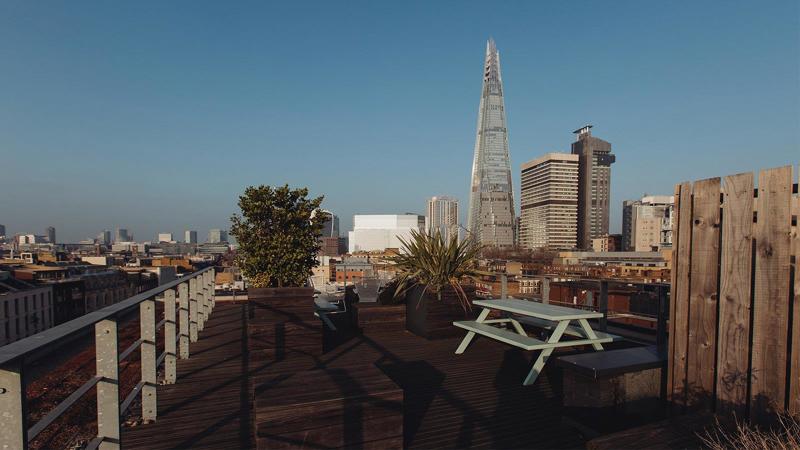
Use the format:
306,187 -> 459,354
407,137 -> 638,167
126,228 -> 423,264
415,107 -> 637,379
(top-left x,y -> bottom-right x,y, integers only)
354,303 -> 406,334
247,286 -> 321,358
405,285 -> 476,339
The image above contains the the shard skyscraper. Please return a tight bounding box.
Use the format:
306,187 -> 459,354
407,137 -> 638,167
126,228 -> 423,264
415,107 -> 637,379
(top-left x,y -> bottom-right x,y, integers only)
467,39 -> 516,248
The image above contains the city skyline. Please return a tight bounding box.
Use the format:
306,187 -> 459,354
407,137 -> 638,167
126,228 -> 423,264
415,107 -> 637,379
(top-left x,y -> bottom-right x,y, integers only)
1,2 -> 798,242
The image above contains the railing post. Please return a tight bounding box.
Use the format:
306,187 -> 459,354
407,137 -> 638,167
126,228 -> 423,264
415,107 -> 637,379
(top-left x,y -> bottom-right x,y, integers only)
196,276 -> 206,332
164,288 -> 177,383
501,274 -> 508,299
209,269 -> 215,309
178,282 -> 189,359
140,298 -> 156,422
0,360 -> 28,450
95,319 -> 120,449
541,277 -> 550,304
189,278 -> 198,342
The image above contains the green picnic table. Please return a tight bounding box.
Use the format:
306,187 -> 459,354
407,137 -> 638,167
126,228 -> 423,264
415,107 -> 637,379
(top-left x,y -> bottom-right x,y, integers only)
453,299 -> 613,385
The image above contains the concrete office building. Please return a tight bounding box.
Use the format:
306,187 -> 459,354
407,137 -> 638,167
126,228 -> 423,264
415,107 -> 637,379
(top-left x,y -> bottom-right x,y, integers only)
622,195 -> 674,251
519,153 -> 579,250
115,228 -> 130,243
467,39 -> 516,248
348,214 -> 426,253
208,229 -> 228,244
185,230 -> 198,244
571,125 -> 615,249
45,226 -> 56,244
427,196 -> 459,242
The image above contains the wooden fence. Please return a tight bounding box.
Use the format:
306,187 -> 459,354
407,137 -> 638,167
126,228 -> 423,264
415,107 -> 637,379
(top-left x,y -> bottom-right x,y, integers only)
667,165 -> 799,422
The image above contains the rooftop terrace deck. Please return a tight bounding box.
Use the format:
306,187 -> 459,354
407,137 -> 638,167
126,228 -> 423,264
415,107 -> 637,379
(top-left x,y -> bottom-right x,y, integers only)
123,302 -> 585,449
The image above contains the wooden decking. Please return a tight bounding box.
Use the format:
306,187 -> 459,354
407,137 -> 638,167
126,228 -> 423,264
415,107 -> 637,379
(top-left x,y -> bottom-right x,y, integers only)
123,302 -> 585,449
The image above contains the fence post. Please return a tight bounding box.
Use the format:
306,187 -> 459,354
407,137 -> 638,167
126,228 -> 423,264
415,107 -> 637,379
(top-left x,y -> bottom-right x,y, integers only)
140,298 -> 157,422
164,289 -> 177,384
501,274 -> 508,299
95,319 -> 120,449
0,360 -> 27,450
599,281 -> 608,332
178,282 -> 189,359
656,285 -> 669,351
541,277 -> 550,304
196,275 -> 205,332
189,278 -> 198,343
209,269 -> 215,309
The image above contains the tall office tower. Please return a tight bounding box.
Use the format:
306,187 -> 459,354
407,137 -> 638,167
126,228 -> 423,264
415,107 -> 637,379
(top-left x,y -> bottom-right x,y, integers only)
45,226 -> 56,244
426,196 -> 459,242
621,195 -> 674,251
185,230 -> 198,244
319,210 -> 340,238
467,39 -> 516,248
0,224 -> 7,238
571,125 -> 615,249
97,230 -> 111,245
519,153 -> 579,250
115,228 -> 130,243
208,228 -> 228,243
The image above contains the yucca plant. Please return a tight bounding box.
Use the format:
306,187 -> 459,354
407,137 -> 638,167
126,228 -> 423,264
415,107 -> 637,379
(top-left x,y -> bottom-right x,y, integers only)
391,229 -> 483,310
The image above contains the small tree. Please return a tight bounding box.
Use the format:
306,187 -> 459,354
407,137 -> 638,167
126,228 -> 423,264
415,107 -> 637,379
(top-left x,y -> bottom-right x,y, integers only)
230,185 -> 324,288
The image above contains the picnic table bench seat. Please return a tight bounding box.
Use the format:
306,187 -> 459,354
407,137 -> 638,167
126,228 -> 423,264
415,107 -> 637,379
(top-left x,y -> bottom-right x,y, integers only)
514,315 -> 623,343
454,320 -> 615,350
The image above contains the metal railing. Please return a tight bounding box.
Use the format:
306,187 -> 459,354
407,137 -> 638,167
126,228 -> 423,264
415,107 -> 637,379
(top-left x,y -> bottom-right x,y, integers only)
0,267 -> 216,450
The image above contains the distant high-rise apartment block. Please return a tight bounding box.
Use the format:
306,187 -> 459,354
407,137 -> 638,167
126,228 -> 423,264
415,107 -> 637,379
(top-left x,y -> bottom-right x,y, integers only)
519,153 -> 579,250
208,228 -> 228,243
426,196 -> 459,242
158,232 -> 174,243
622,195 -> 674,251
0,224 -> 6,237
467,39 -> 516,248
185,230 -> 198,244
115,228 -> 130,243
97,230 -> 111,245
319,210 -> 340,238
348,214 -> 426,253
571,125 -> 615,249
45,226 -> 56,244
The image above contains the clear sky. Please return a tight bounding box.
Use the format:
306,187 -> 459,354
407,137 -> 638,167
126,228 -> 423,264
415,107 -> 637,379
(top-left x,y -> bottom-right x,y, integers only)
1,1 -> 798,243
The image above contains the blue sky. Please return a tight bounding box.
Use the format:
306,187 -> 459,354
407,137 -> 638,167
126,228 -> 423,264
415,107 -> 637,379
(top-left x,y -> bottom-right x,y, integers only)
1,1 -> 798,242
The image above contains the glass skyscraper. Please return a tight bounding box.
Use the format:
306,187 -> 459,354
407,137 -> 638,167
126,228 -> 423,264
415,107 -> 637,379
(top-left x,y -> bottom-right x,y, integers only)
467,39 -> 516,247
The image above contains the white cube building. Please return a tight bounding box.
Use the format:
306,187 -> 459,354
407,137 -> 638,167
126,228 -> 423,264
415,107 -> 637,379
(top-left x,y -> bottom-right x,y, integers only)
348,214 -> 426,253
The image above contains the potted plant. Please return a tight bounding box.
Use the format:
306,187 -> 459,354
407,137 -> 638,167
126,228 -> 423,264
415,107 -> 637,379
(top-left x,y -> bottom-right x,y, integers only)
230,184 -> 324,308
391,230 -> 483,339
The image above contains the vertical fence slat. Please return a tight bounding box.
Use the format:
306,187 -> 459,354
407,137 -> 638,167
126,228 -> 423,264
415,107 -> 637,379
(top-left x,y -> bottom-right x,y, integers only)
788,170 -> 800,414
686,177 -> 722,410
667,183 -> 682,404
716,172 -> 755,417
670,181 -> 693,409
750,165 -> 793,422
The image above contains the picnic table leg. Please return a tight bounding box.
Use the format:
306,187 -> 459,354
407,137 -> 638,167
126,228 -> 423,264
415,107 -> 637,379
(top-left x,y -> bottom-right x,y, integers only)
455,308 -> 491,354
576,318 -> 604,351
523,320 -> 569,386
509,318 -> 526,336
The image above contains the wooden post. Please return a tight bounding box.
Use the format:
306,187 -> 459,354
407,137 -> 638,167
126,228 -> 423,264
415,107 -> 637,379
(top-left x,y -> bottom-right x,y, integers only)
95,319 -> 120,449
669,181 -> 693,410
790,176 -> 800,414
0,360 -> 27,450
164,288 -> 177,384
599,281 -> 608,333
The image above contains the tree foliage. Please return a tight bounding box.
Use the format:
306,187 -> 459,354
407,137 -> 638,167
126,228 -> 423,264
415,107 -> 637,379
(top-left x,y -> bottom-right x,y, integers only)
391,229 -> 483,310
230,185 -> 324,288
